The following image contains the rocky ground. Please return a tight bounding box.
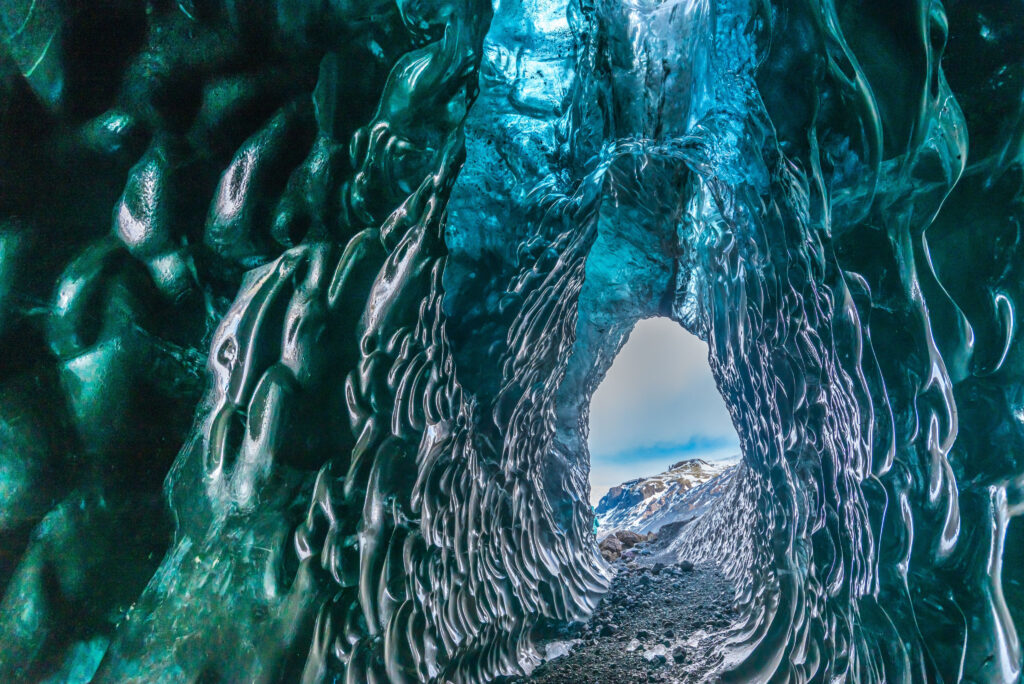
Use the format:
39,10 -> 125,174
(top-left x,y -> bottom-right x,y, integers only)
499,535 -> 739,684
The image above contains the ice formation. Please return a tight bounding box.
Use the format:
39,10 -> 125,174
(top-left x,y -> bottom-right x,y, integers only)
1,0 -> 1023,682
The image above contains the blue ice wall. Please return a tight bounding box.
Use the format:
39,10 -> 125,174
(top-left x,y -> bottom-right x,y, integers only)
1,0 -> 1024,682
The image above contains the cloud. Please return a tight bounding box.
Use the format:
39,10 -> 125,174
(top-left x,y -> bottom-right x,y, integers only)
586,317 -> 740,504
591,436 -> 737,464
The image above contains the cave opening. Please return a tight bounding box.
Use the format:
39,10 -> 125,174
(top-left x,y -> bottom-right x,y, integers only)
585,316 -> 741,542
587,317 -> 740,507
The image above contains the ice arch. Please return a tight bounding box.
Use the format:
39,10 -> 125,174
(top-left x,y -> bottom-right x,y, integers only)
0,0 -> 1023,683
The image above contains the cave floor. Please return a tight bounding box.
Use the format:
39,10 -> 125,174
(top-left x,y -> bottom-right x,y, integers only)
502,555 -> 739,683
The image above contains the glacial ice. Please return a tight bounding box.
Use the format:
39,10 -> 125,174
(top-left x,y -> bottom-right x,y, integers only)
0,0 -> 1023,682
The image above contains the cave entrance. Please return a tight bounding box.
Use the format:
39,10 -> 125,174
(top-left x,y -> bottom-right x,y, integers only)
587,317 -> 740,537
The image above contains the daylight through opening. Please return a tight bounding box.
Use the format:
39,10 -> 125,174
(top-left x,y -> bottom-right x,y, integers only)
588,317 -> 740,541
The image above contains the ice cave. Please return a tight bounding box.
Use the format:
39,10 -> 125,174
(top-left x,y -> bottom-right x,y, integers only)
1,0 -> 1024,682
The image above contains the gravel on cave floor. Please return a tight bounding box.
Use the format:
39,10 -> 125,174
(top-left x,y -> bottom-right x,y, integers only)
499,553 -> 739,684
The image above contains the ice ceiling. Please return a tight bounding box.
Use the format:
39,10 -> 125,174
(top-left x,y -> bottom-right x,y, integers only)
1,0 -> 1023,682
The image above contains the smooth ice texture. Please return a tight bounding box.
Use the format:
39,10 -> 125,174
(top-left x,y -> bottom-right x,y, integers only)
1,0 -> 1024,682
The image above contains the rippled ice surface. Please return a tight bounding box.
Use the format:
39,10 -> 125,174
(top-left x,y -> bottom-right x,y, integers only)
1,0 -> 1024,682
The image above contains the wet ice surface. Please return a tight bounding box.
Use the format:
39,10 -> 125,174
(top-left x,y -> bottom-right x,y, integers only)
3,0 -> 1024,680
503,552 -> 739,683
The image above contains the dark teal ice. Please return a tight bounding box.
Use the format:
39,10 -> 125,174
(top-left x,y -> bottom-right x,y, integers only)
0,0 -> 1023,682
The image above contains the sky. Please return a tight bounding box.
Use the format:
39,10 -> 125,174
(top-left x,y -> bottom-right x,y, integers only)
587,317 -> 741,505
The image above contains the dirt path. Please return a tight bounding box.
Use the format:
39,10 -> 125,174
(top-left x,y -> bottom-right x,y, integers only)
501,553 -> 739,684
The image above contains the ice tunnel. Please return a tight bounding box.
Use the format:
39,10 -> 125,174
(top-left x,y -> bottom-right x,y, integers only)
1,0 -> 1024,682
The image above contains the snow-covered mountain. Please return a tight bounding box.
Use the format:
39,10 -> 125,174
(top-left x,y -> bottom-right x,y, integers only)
594,458 -> 737,536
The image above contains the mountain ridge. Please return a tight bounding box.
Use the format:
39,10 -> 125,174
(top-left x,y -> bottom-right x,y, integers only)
595,457 -> 738,537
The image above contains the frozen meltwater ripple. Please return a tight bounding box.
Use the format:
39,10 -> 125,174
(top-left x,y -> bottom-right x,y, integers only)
0,0 -> 1023,683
